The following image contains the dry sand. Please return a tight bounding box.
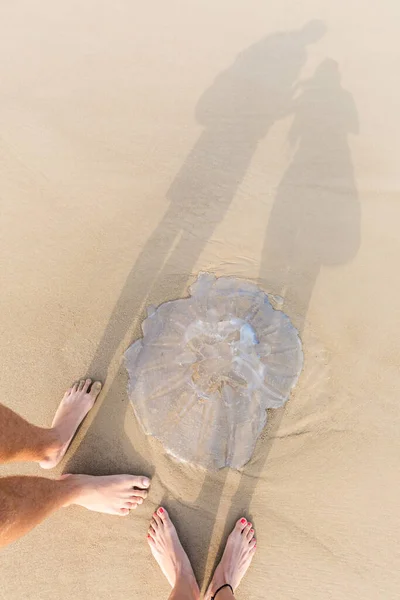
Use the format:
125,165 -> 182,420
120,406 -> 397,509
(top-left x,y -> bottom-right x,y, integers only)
1,1 -> 400,599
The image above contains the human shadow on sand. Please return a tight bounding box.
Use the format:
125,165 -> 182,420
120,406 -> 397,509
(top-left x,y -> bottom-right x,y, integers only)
66,20 -> 360,584
196,55 -> 360,586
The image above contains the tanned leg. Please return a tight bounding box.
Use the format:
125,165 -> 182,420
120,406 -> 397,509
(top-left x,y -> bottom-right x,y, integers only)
0,403 -> 59,464
0,473 -> 150,548
0,379 -> 102,467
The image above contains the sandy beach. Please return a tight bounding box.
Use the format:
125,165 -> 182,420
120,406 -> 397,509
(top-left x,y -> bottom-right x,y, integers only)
1,1 -> 400,598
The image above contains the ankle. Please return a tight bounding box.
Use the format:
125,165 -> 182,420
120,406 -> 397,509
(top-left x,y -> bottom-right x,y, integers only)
210,585 -> 234,600
56,474 -> 86,507
36,427 -> 63,461
209,572 -> 232,599
173,572 -> 200,600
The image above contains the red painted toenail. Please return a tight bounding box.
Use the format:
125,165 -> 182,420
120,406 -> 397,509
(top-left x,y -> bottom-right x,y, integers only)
251,529 -> 254,533
241,518 -> 246,524
159,507 -> 164,514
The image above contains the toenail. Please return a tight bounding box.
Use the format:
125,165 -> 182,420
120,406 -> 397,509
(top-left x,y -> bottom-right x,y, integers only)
158,507 -> 164,514
251,529 -> 254,533
241,518 -> 246,524
248,523 -> 252,527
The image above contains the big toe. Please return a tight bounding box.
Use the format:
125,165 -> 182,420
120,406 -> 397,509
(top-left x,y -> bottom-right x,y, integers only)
89,381 -> 102,399
156,506 -> 170,525
131,475 -> 151,489
235,517 -> 248,533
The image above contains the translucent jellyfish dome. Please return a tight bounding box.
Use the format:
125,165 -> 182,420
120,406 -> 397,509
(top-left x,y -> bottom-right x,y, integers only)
125,273 -> 303,470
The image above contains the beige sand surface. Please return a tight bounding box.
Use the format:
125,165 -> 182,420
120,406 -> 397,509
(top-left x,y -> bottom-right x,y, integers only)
1,1 -> 400,598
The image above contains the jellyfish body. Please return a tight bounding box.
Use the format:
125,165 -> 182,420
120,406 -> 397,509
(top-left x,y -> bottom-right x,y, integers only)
125,273 -> 303,470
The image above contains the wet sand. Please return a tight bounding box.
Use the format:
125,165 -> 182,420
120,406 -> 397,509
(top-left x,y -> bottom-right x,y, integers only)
1,1 -> 399,599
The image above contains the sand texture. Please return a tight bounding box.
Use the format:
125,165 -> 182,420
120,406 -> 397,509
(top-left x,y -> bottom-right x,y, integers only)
1,1 -> 400,599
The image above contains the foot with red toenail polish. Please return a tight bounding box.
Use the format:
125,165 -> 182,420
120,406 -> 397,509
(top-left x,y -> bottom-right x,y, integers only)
205,517 -> 257,600
147,507 -> 199,597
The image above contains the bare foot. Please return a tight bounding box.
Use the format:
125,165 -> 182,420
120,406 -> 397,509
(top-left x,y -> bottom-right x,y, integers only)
62,474 -> 151,515
205,518 -> 256,600
147,507 -> 199,596
39,379 -> 102,469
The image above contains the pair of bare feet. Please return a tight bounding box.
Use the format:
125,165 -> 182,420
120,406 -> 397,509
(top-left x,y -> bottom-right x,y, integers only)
40,379 -> 150,515
148,508 -> 256,599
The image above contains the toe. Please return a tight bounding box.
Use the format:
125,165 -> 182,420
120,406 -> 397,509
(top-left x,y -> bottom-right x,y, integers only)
249,538 -> 257,550
247,527 -> 255,540
157,506 -> 168,524
130,496 -> 143,504
78,380 -> 86,391
129,488 -> 148,499
243,522 -> 252,537
89,381 -> 102,399
236,517 -> 247,532
83,378 -> 91,392
130,475 -> 150,489
118,508 -> 130,516
153,512 -> 162,527
72,382 -> 79,393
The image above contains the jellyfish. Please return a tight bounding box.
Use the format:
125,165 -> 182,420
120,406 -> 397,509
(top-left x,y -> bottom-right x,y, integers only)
125,273 -> 303,470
